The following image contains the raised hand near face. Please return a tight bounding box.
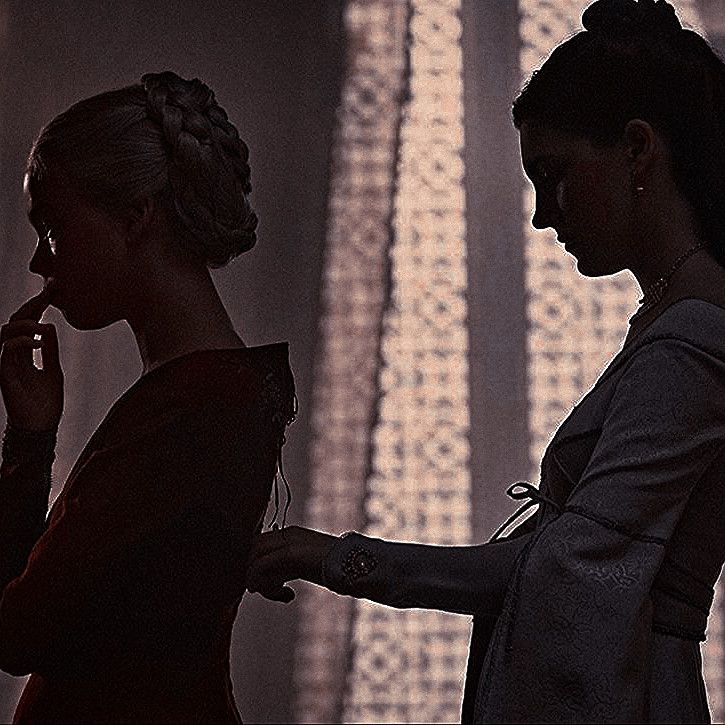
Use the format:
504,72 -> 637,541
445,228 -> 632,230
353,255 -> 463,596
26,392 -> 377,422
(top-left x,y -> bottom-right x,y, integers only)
246,525 -> 338,603
0,282 -> 64,431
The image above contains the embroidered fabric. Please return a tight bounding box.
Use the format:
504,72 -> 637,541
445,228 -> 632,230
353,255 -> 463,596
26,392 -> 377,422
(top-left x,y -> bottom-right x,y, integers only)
340,546 -> 379,585
321,531 -> 368,594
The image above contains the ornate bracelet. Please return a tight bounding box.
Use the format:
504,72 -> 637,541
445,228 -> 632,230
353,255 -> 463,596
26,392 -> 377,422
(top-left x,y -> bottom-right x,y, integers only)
341,545 -> 379,585
1,424 -> 57,466
321,531 -> 379,592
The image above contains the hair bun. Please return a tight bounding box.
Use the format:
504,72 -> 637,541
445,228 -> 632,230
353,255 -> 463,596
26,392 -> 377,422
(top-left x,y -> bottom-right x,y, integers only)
143,71 -> 215,111
582,0 -> 682,37
141,71 -> 257,267
142,72 -> 217,148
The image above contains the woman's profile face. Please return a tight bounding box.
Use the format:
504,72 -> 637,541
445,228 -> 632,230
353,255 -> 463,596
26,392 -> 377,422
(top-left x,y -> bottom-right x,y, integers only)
519,121 -> 635,277
25,172 -> 129,330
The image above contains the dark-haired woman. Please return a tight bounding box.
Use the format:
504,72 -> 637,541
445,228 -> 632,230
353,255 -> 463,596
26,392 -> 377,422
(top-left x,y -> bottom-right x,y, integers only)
248,1 -> 725,722
0,72 -> 295,723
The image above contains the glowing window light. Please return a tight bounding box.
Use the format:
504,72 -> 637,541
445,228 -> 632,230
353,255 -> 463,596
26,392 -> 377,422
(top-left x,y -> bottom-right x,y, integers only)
342,0 -> 472,721
292,2 -> 409,722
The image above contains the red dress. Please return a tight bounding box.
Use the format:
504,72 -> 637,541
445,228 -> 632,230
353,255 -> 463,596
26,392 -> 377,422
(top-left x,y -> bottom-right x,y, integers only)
0,344 -> 295,724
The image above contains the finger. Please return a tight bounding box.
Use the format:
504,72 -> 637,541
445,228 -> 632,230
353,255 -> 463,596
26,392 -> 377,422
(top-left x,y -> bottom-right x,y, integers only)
39,324 -> 61,374
8,287 -> 52,323
263,585 -> 296,603
1,336 -> 44,373
1,320 -> 48,345
249,529 -> 289,560
1,336 -> 44,352
246,552 -> 293,593
247,576 -> 296,602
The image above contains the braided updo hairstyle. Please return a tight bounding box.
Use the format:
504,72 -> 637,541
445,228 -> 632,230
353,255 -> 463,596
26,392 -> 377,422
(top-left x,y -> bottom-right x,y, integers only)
512,0 -> 725,267
27,71 -> 258,268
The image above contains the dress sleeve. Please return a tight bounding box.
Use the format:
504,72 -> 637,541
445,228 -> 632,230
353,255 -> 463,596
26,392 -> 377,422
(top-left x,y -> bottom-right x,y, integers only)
0,426 -> 56,592
321,525 -> 532,616
0,400 -> 278,676
476,338 -> 725,723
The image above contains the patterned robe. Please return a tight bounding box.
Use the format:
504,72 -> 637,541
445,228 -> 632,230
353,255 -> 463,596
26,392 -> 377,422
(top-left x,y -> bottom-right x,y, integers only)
325,299 -> 725,723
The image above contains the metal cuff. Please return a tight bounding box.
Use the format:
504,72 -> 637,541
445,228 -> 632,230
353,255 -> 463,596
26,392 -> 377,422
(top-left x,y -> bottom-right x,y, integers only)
321,531 -> 379,594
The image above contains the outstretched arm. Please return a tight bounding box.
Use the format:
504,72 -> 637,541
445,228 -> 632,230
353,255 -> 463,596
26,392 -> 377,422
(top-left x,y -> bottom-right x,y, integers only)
247,516 -> 533,616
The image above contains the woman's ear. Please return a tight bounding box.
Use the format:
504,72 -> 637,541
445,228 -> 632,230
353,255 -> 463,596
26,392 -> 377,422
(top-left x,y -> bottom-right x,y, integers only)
124,196 -> 157,249
624,119 -> 658,183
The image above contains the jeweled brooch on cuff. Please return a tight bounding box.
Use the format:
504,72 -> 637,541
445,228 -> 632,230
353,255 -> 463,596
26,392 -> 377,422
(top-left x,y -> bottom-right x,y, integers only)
342,547 -> 379,584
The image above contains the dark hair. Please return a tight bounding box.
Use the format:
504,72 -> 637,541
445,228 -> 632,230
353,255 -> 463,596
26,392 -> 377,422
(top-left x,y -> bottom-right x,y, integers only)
512,0 -> 725,266
27,71 -> 258,268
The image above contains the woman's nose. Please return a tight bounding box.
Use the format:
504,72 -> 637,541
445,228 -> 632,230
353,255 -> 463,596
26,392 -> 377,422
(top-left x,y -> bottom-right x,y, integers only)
532,192 -> 559,230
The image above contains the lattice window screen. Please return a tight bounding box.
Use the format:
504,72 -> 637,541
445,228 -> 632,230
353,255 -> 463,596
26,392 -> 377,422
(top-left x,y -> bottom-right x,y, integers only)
292,2 -> 408,722
342,0 -> 471,722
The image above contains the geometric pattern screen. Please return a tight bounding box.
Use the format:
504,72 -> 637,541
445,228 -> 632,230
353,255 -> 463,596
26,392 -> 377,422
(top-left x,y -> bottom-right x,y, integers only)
294,0 -> 725,722
293,2 -> 409,721
343,0 -> 471,720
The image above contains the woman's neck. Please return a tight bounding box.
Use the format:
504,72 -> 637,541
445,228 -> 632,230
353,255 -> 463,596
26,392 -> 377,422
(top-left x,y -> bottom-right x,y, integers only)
126,268 -> 245,376
624,247 -> 725,347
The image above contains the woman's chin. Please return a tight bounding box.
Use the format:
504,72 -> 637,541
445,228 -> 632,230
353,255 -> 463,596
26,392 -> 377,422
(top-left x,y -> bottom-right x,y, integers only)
58,304 -> 114,331
566,247 -> 620,278
574,258 -> 623,278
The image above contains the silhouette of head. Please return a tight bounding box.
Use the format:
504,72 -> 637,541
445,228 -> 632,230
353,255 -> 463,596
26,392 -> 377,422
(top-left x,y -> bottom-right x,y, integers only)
513,0 -> 725,269
25,71 -> 258,328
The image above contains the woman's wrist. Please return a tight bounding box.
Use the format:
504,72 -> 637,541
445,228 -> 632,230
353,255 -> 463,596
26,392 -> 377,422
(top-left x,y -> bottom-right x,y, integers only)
320,531 -> 379,594
1,424 -> 57,466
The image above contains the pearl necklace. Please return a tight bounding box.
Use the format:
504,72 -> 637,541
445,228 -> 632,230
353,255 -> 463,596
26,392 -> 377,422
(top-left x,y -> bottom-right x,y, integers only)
629,242 -> 707,323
